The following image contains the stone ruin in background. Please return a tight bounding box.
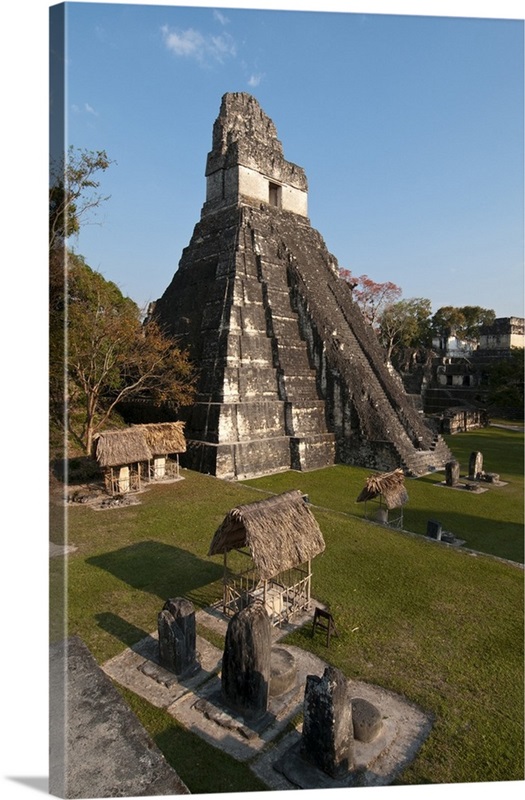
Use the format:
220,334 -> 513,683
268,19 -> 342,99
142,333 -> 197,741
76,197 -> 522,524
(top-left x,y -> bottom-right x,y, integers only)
151,92 -> 452,480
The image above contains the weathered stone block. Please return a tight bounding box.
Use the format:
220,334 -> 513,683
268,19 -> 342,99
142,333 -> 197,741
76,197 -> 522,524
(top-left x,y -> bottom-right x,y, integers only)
290,434 -> 336,471
158,598 -> 200,677
301,666 -> 354,778
469,451 -> 483,480
228,436 -> 293,480
426,520 -> 442,540
221,603 -> 272,720
269,647 -> 297,697
445,460 -> 460,486
287,401 -> 329,435
351,697 -> 382,743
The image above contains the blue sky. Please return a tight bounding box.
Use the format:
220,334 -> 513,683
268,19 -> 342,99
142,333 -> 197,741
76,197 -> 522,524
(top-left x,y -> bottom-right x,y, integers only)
57,0 -> 524,318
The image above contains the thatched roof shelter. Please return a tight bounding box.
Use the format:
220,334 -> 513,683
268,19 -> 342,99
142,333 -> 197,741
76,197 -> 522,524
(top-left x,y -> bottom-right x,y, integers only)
208,490 -> 325,581
133,422 -> 186,455
356,468 -> 409,510
94,428 -> 152,468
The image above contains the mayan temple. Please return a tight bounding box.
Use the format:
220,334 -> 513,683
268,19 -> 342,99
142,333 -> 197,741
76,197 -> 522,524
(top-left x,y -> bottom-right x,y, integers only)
152,92 -> 452,480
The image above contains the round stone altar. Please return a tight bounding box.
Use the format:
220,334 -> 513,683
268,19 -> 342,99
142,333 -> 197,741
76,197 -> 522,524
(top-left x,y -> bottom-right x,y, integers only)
270,646 -> 298,697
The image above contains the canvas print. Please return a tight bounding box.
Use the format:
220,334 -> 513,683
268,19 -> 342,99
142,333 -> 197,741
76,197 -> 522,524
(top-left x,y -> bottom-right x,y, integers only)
49,1 -> 524,797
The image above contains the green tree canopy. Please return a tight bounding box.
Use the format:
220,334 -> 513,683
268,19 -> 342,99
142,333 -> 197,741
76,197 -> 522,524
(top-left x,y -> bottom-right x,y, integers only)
378,298 -> 432,363
52,254 -> 196,453
49,146 -> 113,251
431,305 -> 496,349
49,147 -> 196,454
486,347 -> 524,412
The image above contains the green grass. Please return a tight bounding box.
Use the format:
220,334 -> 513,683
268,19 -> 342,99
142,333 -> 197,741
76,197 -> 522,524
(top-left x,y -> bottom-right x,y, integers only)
52,427 -> 524,790
114,685 -> 269,794
242,426 -> 524,564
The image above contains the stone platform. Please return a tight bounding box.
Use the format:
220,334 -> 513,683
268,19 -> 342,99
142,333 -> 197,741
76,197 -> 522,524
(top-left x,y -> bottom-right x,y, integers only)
256,665 -> 433,790
101,602 -> 433,789
50,637 -> 189,798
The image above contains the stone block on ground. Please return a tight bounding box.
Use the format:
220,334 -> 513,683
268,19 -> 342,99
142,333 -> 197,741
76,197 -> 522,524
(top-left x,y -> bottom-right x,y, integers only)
351,697 -> 383,742
301,665 -> 354,778
158,597 -> 200,677
221,602 -> 272,720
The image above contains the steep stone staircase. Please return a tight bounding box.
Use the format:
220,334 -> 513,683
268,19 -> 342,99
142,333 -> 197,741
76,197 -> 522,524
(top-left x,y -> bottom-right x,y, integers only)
278,219 -> 453,476
250,221 -> 336,470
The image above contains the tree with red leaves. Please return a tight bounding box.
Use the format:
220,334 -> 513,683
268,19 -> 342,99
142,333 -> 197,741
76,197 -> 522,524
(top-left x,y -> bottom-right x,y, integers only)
339,268 -> 402,328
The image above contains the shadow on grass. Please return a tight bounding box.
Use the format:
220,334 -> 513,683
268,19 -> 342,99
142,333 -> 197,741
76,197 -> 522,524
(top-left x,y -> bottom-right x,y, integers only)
153,724 -> 269,794
95,611 -> 153,650
445,429 -> 524,480
51,456 -> 103,485
87,541 -> 223,602
402,496 -> 524,564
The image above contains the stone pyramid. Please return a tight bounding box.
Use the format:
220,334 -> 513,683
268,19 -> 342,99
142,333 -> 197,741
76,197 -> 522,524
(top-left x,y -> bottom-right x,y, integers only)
152,92 -> 452,480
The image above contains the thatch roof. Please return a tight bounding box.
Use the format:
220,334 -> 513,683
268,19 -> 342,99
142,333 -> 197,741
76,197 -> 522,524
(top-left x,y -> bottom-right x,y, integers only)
356,468 -> 409,509
208,490 -> 325,580
133,422 -> 186,455
94,428 -> 152,468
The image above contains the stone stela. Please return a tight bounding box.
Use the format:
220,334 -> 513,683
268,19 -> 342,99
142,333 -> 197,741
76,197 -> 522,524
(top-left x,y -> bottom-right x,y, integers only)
445,460 -> 461,487
101,594 -> 433,788
301,666 -> 355,777
157,597 -> 201,678
221,602 -> 272,721
437,450 -> 506,500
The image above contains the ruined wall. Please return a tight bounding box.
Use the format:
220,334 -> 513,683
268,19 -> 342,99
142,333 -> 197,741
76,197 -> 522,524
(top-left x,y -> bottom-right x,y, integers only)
203,93 -> 308,218
479,317 -> 525,351
206,164 -> 307,216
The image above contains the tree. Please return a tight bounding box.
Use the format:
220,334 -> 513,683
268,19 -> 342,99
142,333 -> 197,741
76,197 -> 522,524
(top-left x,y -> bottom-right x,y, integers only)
378,298 -> 432,364
340,268 -> 402,328
431,305 -> 495,350
459,306 -> 496,341
49,147 -> 115,356
485,348 -> 524,412
49,146 -> 197,455
59,255 -> 196,453
49,146 -> 114,251
430,306 -> 466,350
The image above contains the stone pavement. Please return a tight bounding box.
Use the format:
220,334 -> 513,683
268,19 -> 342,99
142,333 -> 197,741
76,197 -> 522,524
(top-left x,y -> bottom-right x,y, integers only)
50,636 -> 189,798
100,601 -> 433,790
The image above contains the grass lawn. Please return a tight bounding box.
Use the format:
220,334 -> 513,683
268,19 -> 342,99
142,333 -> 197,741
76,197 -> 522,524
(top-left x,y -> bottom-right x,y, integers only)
50,426 -> 524,791
242,426 -> 524,564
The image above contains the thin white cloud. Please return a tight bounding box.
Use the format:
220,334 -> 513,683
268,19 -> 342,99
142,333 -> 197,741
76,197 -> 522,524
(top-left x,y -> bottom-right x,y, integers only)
161,26 -> 204,58
210,33 -> 236,60
213,10 -> 229,26
71,102 -> 99,116
161,24 -> 236,65
248,73 -> 263,88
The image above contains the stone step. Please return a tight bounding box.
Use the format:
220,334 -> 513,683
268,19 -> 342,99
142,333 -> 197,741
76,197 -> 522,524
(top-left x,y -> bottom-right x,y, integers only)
189,400 -> 288,444
275,343 -> 313,373
290,433 -> 336,471
286,400 -> 330,436
279,373 -> 320,400
198,366 -> 280,401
